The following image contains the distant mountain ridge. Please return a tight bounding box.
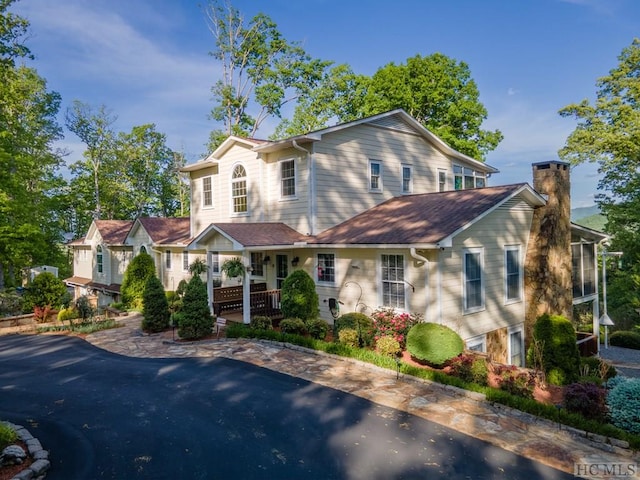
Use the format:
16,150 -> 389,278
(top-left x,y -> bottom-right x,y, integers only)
571,205 -> 606,231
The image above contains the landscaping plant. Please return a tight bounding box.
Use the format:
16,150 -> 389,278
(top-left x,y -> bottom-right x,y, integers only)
338,328 -> 359,348
250,315 -> 273,330
142,276 -> 170,333
375,335 -> 401,358
607,377 -> 640,435
177,275 -> 213,340
280,270 -> 319,321
306,318 -> 329,340
333,312 -> 374,347
371,307 -> 421,348
610,331 -> 640,350
526,313 -> 580,385
120,252 -> 156,309
406,322 -> 464,367
279,317 -> 307,335
448,353 -> 489,386
0,422 -> 17,449
564,382 -> 608,422
22,272 -> 67,312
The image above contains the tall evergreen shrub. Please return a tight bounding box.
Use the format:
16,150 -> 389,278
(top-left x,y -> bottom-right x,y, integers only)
22,272 -> 67,311
142,276 -> 170,333
526,313 -> 580,385
121,252 -> 156,309
280,270 -> 319,321
177,275 -> 212,340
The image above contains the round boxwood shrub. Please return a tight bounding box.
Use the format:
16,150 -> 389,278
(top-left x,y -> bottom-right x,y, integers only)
279,317 -> 307,335
607,378 -> 640,434
306,318 -> 329,340
250,315 -> 273,331
563,382 -> 607,422
610,330 -> 640,350
177,275 -> 213,340
333,312 -> 374,347
406,323 -> 463,367
526,313 -> 580,385
142,276 -> 170,333
280,270 -> 319,321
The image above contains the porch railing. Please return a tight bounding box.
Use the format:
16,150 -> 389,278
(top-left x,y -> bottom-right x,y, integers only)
212,284 -> 282,319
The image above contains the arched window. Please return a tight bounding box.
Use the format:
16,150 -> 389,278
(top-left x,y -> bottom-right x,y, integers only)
231,164 -> 247,214
96,245 -> 103,274
140,245 -> 147,254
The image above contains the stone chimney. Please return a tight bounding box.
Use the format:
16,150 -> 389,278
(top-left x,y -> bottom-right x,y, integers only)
524,161 -> 573,344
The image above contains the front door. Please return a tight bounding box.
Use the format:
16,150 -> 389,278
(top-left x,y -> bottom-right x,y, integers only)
276,254 -> 288,289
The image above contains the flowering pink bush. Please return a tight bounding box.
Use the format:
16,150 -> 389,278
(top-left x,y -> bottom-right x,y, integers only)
371,308 -> 421,348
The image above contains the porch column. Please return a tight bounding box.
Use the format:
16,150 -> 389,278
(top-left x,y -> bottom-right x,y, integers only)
242,251 -> 251,324
206,251 -> 214,315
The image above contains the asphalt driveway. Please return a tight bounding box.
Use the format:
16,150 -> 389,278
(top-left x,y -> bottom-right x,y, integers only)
0,334 -> 573,479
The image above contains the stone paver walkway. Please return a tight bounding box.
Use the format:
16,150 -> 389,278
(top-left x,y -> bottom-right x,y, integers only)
86,315 -> 639,475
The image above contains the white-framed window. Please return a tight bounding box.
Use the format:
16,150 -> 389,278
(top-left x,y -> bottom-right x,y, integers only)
508,326 -> 524,366
140,245 -> 147,254
381,254 -> 405,309
505,245 -> 522,303
401,164 -> 413,194
202,176 -> 213,208
280,159 -> 296,198
463,248 -> 484,313
572,242 -> 597,298
165,250 -> 172,270
96,245 -> 103,274
183,251 -> 189,271
466,335 -> 486,353
250,252 -> 264,277
317,253 -> 335,284
369,160 -> 382,192
453,164 -> 486,190
438,169 -> 447,192
231,164 -> 248,214
211,251 -> 220,274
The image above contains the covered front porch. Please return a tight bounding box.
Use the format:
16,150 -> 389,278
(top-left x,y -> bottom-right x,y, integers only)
212,283 -> 283,321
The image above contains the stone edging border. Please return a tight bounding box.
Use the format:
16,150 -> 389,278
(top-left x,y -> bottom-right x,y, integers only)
1,421 -> 50,480
202,337 -> 635,457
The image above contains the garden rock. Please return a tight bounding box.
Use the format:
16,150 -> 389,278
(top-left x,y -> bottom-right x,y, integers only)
1,444 -> 27,466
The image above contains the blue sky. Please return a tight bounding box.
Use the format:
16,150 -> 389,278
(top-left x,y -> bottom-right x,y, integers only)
12,0 -> 640,208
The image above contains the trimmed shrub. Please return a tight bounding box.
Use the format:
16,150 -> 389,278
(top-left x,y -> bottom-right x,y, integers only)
280,270 -> 319,321
338,328 -> 359,348
0,423 -> 17,449
57,307 -> 79,323
371,307 -> 421,348
448,353 -> 489,386
0,290 -> 23,317
279,317 -> 307,335
250,315 -> 273,330
306,318 -> 329,340
607,378 -> 640,434
22,272 -> 67,311
406,323 -> 464,367
375,336 -> 401,358
334,312 -> 375,347
142,276 -> 170,333
610,331 -> 640,350
121,252 -> 156,309
176,279 -> 188,298
563,382 -> 607,422
177,275 -> 213,340
526,313 -> 580,385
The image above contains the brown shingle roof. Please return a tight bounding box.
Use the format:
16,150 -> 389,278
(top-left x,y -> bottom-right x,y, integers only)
213,223 -> 308,247
95,220 -> 133,244
138,217 -> 191,244
312,184 -> 531,246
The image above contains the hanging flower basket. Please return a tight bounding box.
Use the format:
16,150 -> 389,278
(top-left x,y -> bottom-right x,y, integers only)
221,257 -> 245,278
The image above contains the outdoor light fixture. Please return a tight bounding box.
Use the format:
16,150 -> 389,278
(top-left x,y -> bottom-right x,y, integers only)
291,257 -> 299,266
262,255 -> 271,265
599,249 -> 622,351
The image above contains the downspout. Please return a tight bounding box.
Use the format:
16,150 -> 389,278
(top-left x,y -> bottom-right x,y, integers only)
410,248 -> 430,323
292,140 -> 315,235
242,250 -> 251,325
